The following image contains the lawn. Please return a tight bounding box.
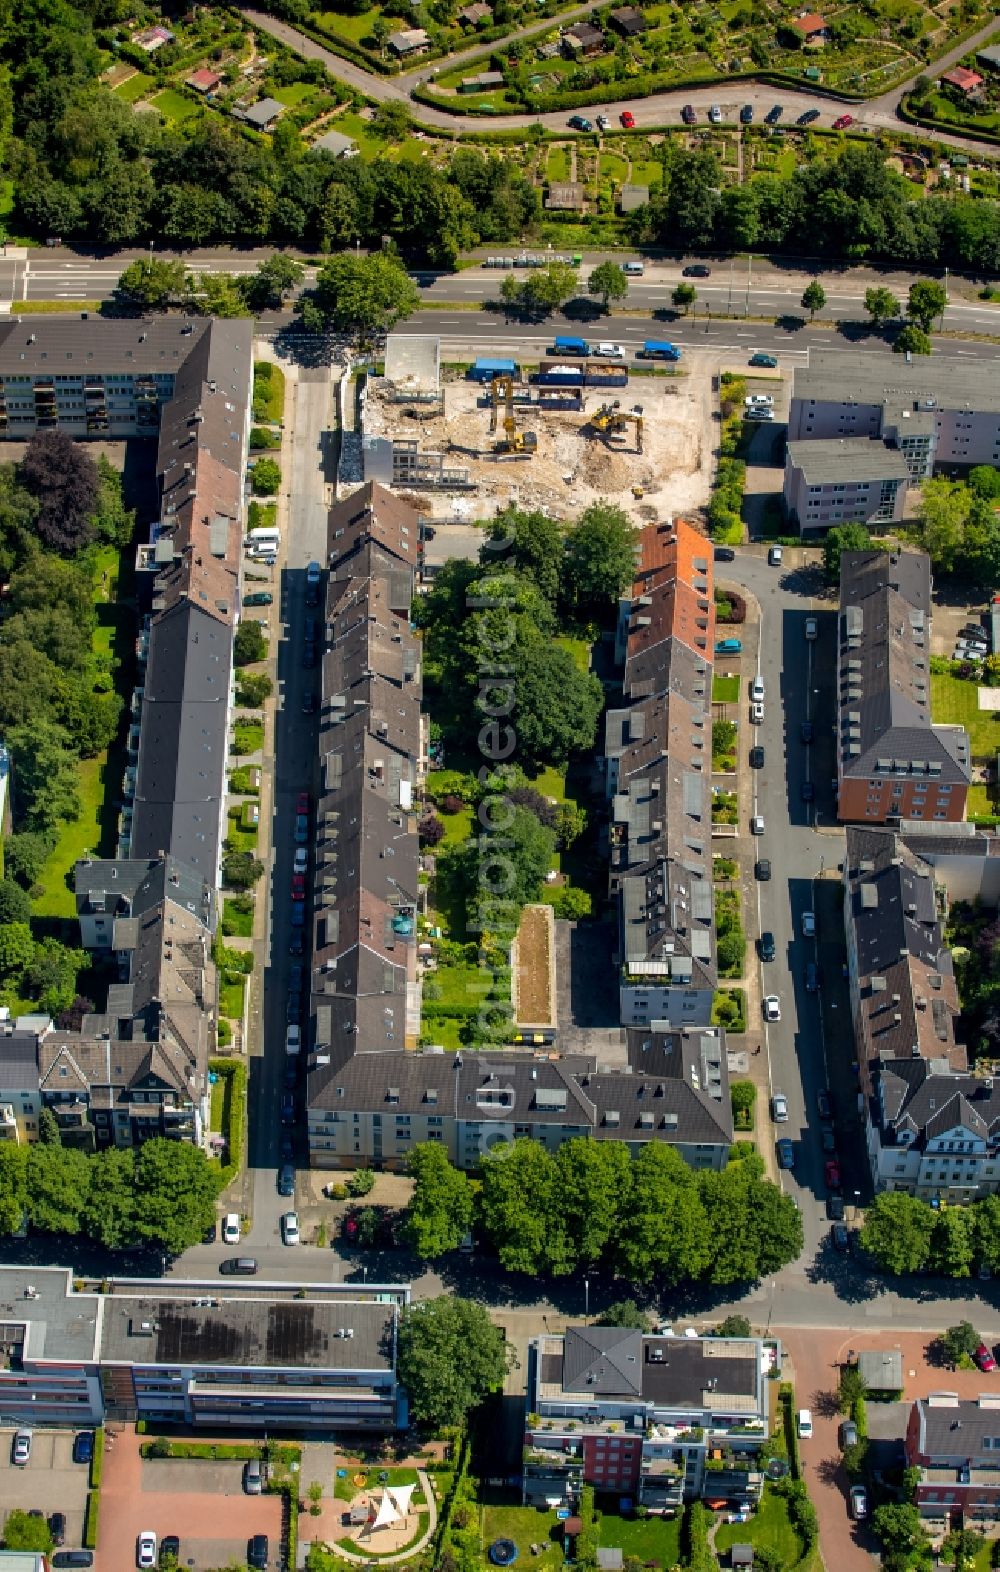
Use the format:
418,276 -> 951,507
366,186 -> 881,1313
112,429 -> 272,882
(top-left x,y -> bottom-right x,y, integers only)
529,764 -> 569,804
313,6 -> 380,44
114,70 -> 156,103
323,110 -> 383,159
438,803 -> 474,847
252,361 -> 285,425
219,974 -> 246,1022
149,87 -> 202,123
334,1466 -> 420,1502
629,158 -> 662,188
596,1509 -> 682,1563
222,897 -> 255,937
232,722 -> 264,756
0,177 -> 13,219
715,1486 -> 804,1564
271,82 -> 316,107
555,634 -> 592,673
546,144 -> 572,182
33,757 -> 108,919
482,1505 -> 563,1572
967,783 -> 999,821
432,961 -> 490,1011
931,672 -> 1000,761
599,152 -> 629,184
713,674 -> 741,704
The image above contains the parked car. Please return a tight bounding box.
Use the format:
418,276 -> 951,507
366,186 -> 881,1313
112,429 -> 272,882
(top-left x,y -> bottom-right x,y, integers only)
750,745 -> 765,769
805,961 -> 819,993
293,847 -> 308,875
801,910 -> 816,937
137,1533 -> 158,1570
831,1223 -> 851,1252
797,1410 -> 813,1439
745,393 -> 773,408
750,676 -> 765,703
594,342 -> 626,360
282,1210 -> 300,1246
289,930 -> 305,956
777,1138 -> 794,1170
49,1513 -> 67,1548
220,1256 -> 258,1275
750,700 -> 764,724
159,1538 -> 179,1567
804,616 -> 817,640
755,858 -> 771,881
740,103 -> 754,123
290,902 -> 305,929
771,1093 -> 788,1122
277,1163 -> 295,1197
749,353 -> 778,368
296,791 -> 310,815
305,682 -> 321,712
222,1212 -> 241,1245
827,1194 -> 845,1221
568,114 -> 592,131
715,637 -> 742,654
596,114 -> 609,131
801,780 -> 815,802
709,104 -> 722,123
248,1536 -> 269,1571
286,995 -> 302,1027
244,1460 -> 264,1496
833,113 -> 854,130
682,263 -> 710,276
768,544 -> 784,566
765,104 -> 784,123
800,720 -> 814,744
72,1432 -> 94,1466
751,814 -> 765,835
243,592 -> 273,607
825,1159 -> 842,1189
797,107 -> 821,124
850,1485 -> 868,1520
975,1343 -> 998,1373
681,104 -> 697,124
817,1089 -> 832,1120
745,406 -> 773,422
713,546 -> 735,562
11,1429 -> 31,1466
286,1025 -> 301,1056
294,813 -> 309,845
52,1556 -> 94,1569
821,1127 -> 836,1153
760,931 -> 776,962
763,994 -> 781,1022
620,110 -> 635,128
289,963 -> 305,993
281,1091 -> 295,1126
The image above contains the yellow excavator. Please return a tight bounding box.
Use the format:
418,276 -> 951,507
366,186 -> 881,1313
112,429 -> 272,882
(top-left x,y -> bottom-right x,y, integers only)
489,375 -> 537,458
586,400 -> 644,454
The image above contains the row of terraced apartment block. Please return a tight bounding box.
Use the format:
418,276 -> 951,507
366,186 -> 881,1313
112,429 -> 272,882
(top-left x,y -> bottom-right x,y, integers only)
0,317 -> 252,1153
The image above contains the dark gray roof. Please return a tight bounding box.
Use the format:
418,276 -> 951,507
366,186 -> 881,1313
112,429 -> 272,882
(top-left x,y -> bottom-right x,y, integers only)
0,1029 -> 41,1092
563,1327 -> 643,1395
99,1293 -> 394,1372
838,551 -> 970,785
130,601 -> 233,879
914,1398 -> 1000,1464
0,317 -> 214,378
0,1266 -> 101,1362
242,97 -> 284,127
794,348 -> 1000,416
786,438 -> 910,485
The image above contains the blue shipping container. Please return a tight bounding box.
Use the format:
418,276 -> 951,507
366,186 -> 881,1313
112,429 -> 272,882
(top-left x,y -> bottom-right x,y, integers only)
553,336 -> 590,356
468,357 -> 520,383
641,341 -> 681,360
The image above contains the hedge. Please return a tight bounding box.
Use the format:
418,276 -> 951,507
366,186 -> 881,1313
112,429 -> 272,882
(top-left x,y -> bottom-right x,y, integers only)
83,1492 -> 100,1549
90,1428 -> 104,1491
209,1057 -> 247,1186
779,1383 -> 802,1479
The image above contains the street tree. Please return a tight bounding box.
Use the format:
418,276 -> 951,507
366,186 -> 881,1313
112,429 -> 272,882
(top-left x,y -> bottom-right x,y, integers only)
0,1143 -> 28,1235
864,286 -> 900,325
859,1191 -> 937,1274
27,1143 -> 91,1234
556,1138 -> 632,1268
302,251 -> 419,340
132,1139 -> 220,1254
588,261 -> 628,312
189,272 -> 250,319
116,257 -> 188,311
397,1297 -> 515,1428
822,522 -> 872,582
245,253 -> 306,310
931,1207 -> 975,1278
941,1321 -> 982,1366
20,431 -> 100,553
894,323 -> 933,355
522,260 -> 579,316
597,1300 -> 654,1331
562,502 -> 637,620
801,280 -> 827,318
81,1147 -> 137,1249
672,281 -> 697,314
908,278 -> 948,331
617,1143 -> 712,1284
479,1138 -> 570,1275
403,1142 -> 474,1258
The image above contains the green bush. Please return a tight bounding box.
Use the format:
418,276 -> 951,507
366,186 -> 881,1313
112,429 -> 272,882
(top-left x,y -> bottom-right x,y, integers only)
251,458 -> 281,497
249,427 -> 281,450
209,1057 -> 247,1185
346,1168 -> 376,1197
90,1429 -> 104,1490
83,1492 -> 99,1549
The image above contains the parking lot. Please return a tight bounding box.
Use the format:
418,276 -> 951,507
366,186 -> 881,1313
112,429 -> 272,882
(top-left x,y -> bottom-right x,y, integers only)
98,1430 -> 283,1572
0,1428 -> 91,1547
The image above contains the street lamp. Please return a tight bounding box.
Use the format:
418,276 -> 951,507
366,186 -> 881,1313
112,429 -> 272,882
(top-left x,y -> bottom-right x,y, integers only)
584,1276 -> 590,1323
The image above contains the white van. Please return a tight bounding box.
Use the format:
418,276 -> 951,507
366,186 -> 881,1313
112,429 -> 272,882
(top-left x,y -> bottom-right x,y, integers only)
623,261 -> 645,276
246,526 -> 281,551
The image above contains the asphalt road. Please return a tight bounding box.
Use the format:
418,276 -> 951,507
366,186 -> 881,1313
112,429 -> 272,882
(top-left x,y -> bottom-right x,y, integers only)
243,8 -> 1000,160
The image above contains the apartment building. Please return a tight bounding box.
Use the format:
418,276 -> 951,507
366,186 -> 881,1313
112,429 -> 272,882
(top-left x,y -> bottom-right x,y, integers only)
0,316 -> 253,1153
605,520 -> 717,1027
783,438 -> 910,533
844,825 -> 1000,1198
0,1265 -> 408,1432
906,1395 -> 1000,1528
788,350 -> 1000,477
0,1024 -> 43,1143
837,551 -> 970,823
307,1027 -> 732,1173
523,1326 -> 767,1510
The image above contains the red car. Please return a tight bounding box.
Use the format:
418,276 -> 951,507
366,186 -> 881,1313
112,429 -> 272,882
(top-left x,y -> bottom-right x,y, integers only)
832,114 -> 854,130
975,1344 -> 997,1373
291,874 -> 306,901
824,1159 -> 842,1189
296,791 -> 310,816
620,110 -> 635,128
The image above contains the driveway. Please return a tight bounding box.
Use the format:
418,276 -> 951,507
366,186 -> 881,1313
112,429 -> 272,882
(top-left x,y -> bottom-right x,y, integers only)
0,1428 -> 90,1546
98,1430 -> 282,1572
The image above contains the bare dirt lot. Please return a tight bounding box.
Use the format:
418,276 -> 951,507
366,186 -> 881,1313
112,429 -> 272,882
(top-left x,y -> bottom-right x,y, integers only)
370,367 -> 714,524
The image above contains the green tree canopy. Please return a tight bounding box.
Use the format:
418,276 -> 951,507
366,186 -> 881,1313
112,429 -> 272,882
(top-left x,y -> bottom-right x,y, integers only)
894,323 -> 933,356
859,1191 -> 937,1274
908,278 -> 948,331
479,1138 -> 569,1275
822,522 -> 872,582
672,281 -> 697,314
588,261 -> 628,312
596,1299 -> 654,1331
132,1139 -> 220,1255
81,1147 -> 138,1249
397,1297 -> 514,1428
864,286 -> 900,325
116,256 -> 188,311
801,280 -> 827,318
301,251 -> 420,339
27,1143 -> 91,1234
482,507 -> 564,609
0,1142 -> 28,1235
941,1321 -> 982,1364
617,1143 -> 712,1284
403,1142 -> 474,1258
3,1509 -> 53,1552
562,502 -> 637,620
